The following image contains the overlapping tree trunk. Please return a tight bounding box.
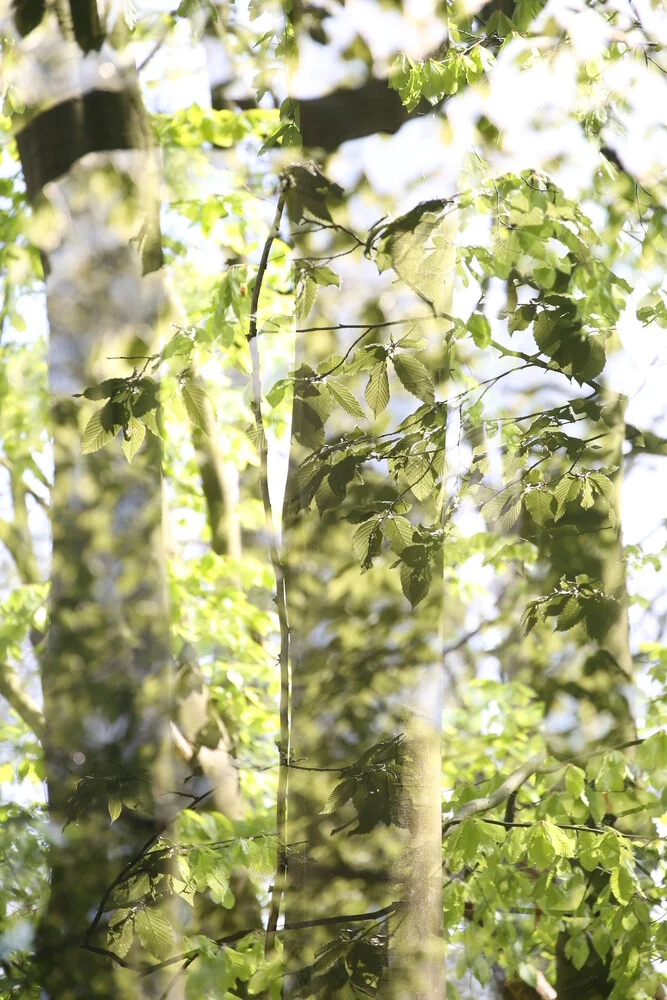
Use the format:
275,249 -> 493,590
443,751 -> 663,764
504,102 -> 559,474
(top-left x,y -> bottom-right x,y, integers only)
279,79 -> 450,993
13,12 -> 173,996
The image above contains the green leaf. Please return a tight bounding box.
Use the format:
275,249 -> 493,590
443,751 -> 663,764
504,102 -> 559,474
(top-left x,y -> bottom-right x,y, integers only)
312,265 -> 340,287
404,455 -> 435,501
326,378 -> 366,419
121,417 -> 146,464
375,200 -> 456,315
400,560 -> 431,607
524,488 -> 554,525
135,907 -> 174,959
526,823 -> 555,867
365,361 -> 390,416
578,830 -> 602,871
467,312 -> 491,348
142,409 -> 161,437
544,820 -> 576,857
610,865 -> 634,906
392,353 -> 435,404
161,333 -> 194,361
81,409 -> 115,455
247,956 -> 282,995
580,477 -> 595,509
78,377 -> 127,401
181,378 -> 212,432
131,380 -> 160,418
637,730 -> 667,771
555,596 -> 584,632
564,764 -> 586,798
296,275 -> 317,321
554,475 -> 580,520
321,777 -> 356,814
385,515 -> 414,553
108,795 -> 122,824
352,518 -> 381,565
565,934 -> 590,971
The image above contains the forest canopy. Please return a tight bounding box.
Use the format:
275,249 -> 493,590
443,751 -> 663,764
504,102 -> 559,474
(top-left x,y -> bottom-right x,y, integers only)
1,1 -> 667,999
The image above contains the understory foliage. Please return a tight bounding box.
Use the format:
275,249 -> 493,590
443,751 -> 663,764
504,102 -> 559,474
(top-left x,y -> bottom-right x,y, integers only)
1,0 -> 667,998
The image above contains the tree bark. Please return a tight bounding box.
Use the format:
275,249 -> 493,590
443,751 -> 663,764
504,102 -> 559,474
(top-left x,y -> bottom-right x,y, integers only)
15,18 -> 174,997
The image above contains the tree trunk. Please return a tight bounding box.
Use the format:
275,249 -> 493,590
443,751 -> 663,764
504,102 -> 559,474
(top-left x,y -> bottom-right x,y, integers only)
280,196 -> 450,999
15,16 -> 174,996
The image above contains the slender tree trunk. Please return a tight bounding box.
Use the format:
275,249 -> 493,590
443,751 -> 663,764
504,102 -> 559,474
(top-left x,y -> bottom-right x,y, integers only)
14,14 -> 174,996
280,187 -> 450,997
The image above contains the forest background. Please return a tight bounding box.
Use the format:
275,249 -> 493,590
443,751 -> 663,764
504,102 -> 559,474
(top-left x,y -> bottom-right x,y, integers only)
1,0 -> 667,999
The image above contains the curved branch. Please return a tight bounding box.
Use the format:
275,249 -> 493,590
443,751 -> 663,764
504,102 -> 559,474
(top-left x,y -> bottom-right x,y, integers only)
443,752 -> 546,833
0,661 -> 44,739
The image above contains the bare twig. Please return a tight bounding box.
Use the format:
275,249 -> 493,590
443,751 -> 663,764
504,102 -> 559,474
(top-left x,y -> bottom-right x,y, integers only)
245,182 -> 291,957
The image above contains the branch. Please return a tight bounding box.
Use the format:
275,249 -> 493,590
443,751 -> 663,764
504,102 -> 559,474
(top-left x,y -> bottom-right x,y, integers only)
0,661 -> 44,738
443,739 -> 650,836
83,788 -> 214,946
245,183 -> 290,957
140,902 -> 401,978
443,752 -> 546,833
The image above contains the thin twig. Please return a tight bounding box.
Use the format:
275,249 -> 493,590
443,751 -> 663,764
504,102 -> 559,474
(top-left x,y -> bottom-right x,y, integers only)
245,182 -> 291,957
83,788 -> 214,945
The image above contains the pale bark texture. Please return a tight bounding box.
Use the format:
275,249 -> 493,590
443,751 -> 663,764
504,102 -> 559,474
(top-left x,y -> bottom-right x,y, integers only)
279,50 -> 451,984
13,13 -> 174,996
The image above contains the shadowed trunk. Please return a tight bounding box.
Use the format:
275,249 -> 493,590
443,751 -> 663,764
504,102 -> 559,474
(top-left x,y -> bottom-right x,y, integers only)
15,12 -> 174,995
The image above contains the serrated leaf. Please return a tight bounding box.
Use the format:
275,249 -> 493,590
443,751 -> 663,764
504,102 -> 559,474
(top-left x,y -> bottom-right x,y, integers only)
564,764 -> 586,798
580,477 -> 595,509
467,312 -> 491,348
385,515 -> 414,553
81,409 -> 115,455
565,934 -> 589,971
400,560 -> 431,607
321,777 -> 356,814
108,915 -> 134,959
161,333 -> 194,361
554,475 -> 577,520
526,823 -> 555,868
326,378 -> 365,419
142,409 -> 160,437
375,200 -> 455,315
352,518 -> 379,563
296,276 -> 317,321
636,730 -> 667,770
206,867 -> 230,904
182,378 -> 213,432
121,417 -> 146,464
555,596 -> 584,632
405,456 -> 435,501
365,361 -> 390,416
392,352 -> 435,404
78,377 -> 127,401
135,907 -> 174,959
524,488 -> 554,525
520,603 -> 538,635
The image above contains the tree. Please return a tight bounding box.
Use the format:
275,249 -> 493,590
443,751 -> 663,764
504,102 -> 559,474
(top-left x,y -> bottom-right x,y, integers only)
1,1 -> 667,999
